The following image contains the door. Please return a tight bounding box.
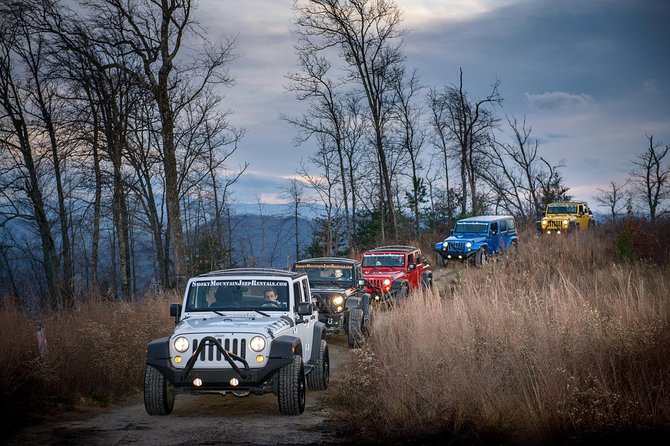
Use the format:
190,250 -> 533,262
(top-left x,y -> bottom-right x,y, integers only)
295,279 -> 313,360
488,222 -> 500,254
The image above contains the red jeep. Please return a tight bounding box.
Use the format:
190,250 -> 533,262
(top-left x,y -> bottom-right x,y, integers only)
361,245 -> 432,303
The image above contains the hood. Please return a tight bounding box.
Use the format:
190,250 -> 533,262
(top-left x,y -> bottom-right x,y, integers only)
174,314 -> 294,338
445,233 -> 487,243
309,284 -> 351,294
362,269 -> 405,280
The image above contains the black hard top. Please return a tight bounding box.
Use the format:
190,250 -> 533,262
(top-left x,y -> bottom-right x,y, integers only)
197,268 -> 305,279
294,256 -> 359,265
364,245 -> 418,253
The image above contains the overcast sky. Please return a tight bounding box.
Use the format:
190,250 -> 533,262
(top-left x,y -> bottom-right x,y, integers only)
196,0 -> 670,213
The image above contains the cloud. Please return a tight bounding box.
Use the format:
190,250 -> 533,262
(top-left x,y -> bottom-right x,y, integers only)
525,92 -> 595,112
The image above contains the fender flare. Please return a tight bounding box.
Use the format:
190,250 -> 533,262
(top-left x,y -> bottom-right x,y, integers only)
309,322 -> 326,364
391,280 -> 408,293
269,335 -> 302,359
146,337 -> 170,361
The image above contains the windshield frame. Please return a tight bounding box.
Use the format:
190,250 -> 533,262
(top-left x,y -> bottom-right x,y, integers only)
292,263 -> 356,286
547,205 -> 577,214
453,222 -> 489,234
184,278 -> 291,313
362,254 -> 406,268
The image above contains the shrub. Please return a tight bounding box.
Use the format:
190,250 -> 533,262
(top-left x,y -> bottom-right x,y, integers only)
331,228 -> 670,445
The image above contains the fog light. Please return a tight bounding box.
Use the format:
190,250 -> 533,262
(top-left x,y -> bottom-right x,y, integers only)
230,378 -> 239,387
336,306 -> 343,312
193,378 -> 202,387
256,355 -> 264,363
375,295 -> 380,301
174,356 -> 182,363
458,255 -> 463,259
557,230 -> 561,234
447,255 -> 451,259
547,231 -> 551,234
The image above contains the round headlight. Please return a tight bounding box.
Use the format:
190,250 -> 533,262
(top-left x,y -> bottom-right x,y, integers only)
174,336 -> 189,353
250,336 -> 266,352
332,296 -> 344,306
465,242 -> 472,248
541,220 -> 548,227
562,219 -> 569,226
383,278 -> 391,286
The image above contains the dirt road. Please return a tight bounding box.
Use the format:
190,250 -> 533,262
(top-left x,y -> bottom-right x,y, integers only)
8,334 -> 352,446
8,267 -> 455,446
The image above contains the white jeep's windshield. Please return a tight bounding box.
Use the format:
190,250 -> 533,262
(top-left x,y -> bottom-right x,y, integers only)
185,279 -> 290,312
293,263 -> 354,285
454,222 -> 488,234
547,205 -> 577,214
362,254 -> 405,267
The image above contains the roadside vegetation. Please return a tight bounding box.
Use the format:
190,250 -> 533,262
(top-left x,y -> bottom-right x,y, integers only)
331,223 -> 670,445
0,290 -> 175,433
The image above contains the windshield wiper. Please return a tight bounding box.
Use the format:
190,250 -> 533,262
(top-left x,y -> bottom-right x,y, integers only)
253,309 -> 271,317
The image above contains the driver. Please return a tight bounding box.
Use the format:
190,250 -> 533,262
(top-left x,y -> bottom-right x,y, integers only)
261,287 -> 279,308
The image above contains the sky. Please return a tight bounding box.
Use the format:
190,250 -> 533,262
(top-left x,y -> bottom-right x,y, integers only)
196,0 -> 670,213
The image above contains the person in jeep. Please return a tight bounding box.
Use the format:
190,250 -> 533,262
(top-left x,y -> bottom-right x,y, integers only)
261,287 -> 280,308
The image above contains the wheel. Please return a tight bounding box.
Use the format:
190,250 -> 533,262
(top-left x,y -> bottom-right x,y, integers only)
363,304 -> 374,337
306,339 -> 329,391
422,275 -> 433,289
436,253 -> 448,268
277,355 -> 305,415
144,365 -> 175,415
508,240 -> 518,257
398,284 -> 409,298
474,248 -> 487,268
347,308 -> 364,348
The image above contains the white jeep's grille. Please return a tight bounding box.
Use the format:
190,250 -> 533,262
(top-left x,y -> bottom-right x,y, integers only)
447,241 -> 466,252
192,337 -> 247,362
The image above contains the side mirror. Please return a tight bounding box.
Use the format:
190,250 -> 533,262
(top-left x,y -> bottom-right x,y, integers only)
423,259 -> 429,266
358,278 -> 366,287
450,228 -> 454,235
409,264 -> 416,270
297,302 -> 313,316
170,303 -> 182,324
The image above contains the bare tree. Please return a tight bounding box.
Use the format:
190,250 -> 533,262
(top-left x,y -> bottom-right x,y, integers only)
430,68 -> 501,215
481,116 -> 544,220
0,5 -> 64,308
391,67 -> 425,236
594,181 -> 629,223
293,0 -> 406,240
282,179 -> 306,262
86,0 -> 238,286
630,135 -> 669,222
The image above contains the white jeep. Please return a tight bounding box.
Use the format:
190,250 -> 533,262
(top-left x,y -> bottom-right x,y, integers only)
143,268 -> 329,416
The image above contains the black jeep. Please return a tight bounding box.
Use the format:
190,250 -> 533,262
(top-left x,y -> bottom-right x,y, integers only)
292,257 -> 372,348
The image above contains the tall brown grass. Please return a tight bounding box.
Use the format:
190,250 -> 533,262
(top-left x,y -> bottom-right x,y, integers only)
333,229 -> 670,445
0,290 -> 176,431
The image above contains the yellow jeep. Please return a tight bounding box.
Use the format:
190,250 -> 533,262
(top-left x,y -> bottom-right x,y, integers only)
538,201 -> 595,235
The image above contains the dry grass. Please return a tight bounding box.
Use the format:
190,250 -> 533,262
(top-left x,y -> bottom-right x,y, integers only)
333,228 -> 670,445
0,290 -> 176,431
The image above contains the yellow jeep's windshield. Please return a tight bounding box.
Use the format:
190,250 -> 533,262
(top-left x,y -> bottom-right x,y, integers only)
547,205 -> 577,215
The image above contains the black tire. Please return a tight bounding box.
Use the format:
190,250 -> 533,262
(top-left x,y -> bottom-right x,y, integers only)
398,284 -> 409,298
436,252 -> 448,268
422,275 -> 433,289
277,355 -> 305,415
347,308 -> 364,348
144,365 -> 175,416
474,248 -> 487,268
306,339 -> 329,391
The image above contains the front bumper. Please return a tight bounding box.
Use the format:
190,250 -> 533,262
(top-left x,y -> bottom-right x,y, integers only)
147,336 -> 294,392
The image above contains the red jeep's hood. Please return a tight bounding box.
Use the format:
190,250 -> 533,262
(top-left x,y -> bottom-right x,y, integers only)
362,269 -> 405,280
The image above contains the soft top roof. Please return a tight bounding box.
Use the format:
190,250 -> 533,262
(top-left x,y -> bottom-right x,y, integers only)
363,245 -> 418,254
294,256 -> 359,265
196,268 -> 304,279
457,215 -> 514,223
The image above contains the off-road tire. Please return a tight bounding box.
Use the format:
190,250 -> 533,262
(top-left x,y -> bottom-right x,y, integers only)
363,304 -> 374,337
398,284 -> 409,299
144,365 -> 175,416
436,253 -> 448,268
306,339 -> 329,391
277,355 -> 305,415
509,240 -> 518,257
348,308 -> 364,348
474,248 -> 487,268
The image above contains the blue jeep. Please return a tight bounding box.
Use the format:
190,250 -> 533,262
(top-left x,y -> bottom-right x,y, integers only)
434,216 -> 519,267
